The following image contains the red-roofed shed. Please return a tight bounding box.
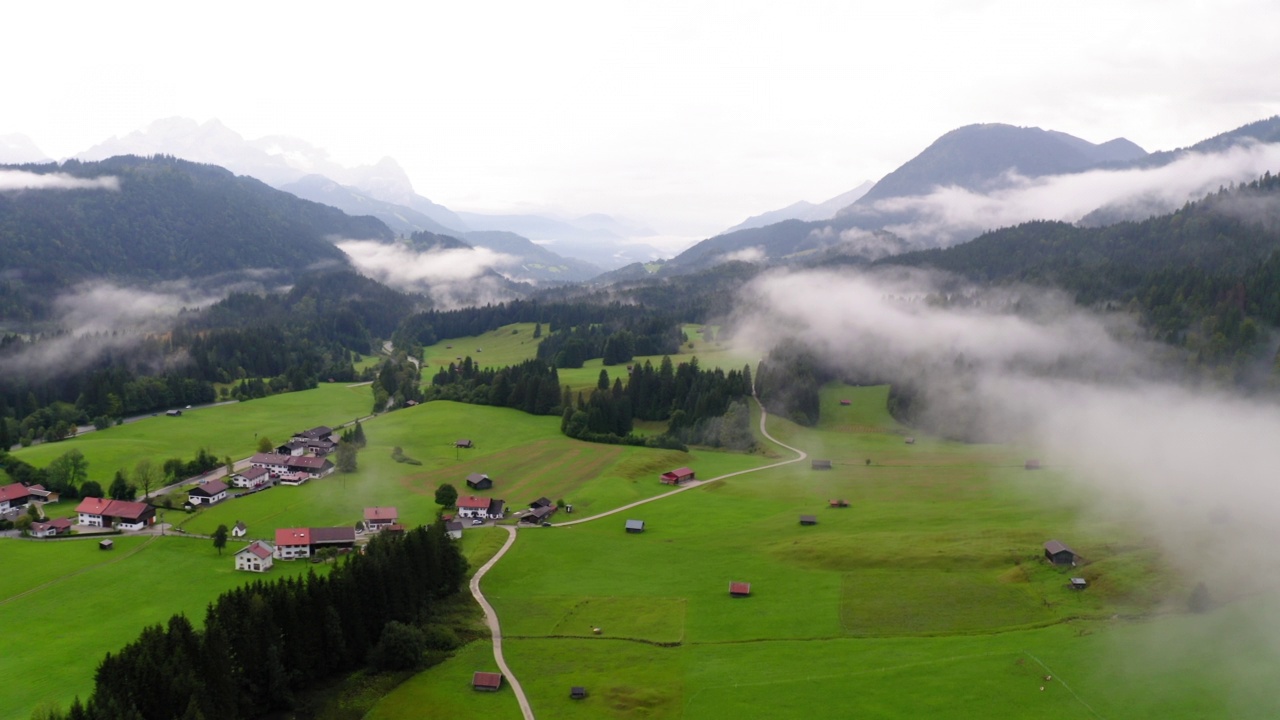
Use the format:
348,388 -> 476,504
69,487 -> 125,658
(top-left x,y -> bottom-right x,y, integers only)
473,672 -> 503,691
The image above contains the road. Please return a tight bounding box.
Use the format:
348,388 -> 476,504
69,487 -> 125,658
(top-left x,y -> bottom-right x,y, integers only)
468,396 -> 807,719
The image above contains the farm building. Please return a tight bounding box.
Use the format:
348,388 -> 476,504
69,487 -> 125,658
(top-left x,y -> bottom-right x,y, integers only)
625,519 -> 645,533
294,426 -> 333,442
457,496 -> 505,520
249,453 -> 292,476
729,581 -> 751,597
529,497 -> 553,509
0,483 -> 31,512
522,505 -> 557,524
811,460 -> 832,470
456,439 -> 474,448
76,497 -> 156,530
1044,540 -> 1077,566
659,467 -> 695,485
230,466 -> 271,489
570,687 -> 587,700
286,455 -> 334,479
466,473 -> 493,491
232,521 -> 247,537
1025,459 -> 1042,470
188,480 -> 229,506
29,518 -> 72,537
364,507 -> 399,531
235,541 -> 275,572
828,499 -> 849,508
1070,577 -> 1088,590
800,515 -> 818,526
99,539 -> 114,551
26,484 -> 59,504
165,409 -> 182,417
445,521 -> 464,540
473,672 -> 503,691
273,527 -> 357,559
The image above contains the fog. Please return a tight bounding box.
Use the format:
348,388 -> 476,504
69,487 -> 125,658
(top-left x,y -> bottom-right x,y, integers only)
0,169 -> 119,192
337,239 -> 520,309
733,268 -> 1280,601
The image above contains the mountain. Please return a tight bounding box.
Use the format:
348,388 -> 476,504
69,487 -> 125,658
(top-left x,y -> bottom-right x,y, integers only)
844,124 -> 1146,210
280,174 -> 460,236
455,211 -> 664,269
0,134 -> 48,164
0,155 -> 392,322
723,181 -> 874,234
462,231 -> 602,282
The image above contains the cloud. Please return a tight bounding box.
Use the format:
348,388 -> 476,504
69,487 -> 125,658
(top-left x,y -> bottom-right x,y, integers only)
720,246 -> 766,264
841,142 -> 1280,248
337,239 -> 520,308
0,169 -> 119,192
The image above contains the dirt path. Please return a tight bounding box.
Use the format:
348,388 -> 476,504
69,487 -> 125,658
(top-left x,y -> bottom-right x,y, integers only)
469,525 -> 535,720
468,396 -> 807,719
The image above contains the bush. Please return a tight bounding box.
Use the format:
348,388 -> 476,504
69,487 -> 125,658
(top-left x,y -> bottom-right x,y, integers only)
369,621 -> 427,671
420,625 -> 461,651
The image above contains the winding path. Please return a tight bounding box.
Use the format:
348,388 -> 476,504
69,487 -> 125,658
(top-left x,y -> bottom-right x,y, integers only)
467,397 -> 808,719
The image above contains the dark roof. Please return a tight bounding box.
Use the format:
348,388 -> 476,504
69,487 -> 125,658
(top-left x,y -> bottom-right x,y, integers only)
466,473 -> 490,484
570,686 -> 587,698
288,456 -> 330,470
250,452 -> 292,465
190,480 -> 229,496
1044,540 -> 1074,555
364,507 -> 398,522
529,505 -> 556,519
234,521 -> 247,531
445,521 -> 464,532
298,426 -> 333,440
473,672 -> 503,689
487,499 -> 505,516
800,515 -> 818,524
311,527 -> 357,543
625,519 -> 645,530
530,496 -> 553,508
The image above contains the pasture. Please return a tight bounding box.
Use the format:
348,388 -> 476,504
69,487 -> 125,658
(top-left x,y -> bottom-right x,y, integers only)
420,322 -> 545,375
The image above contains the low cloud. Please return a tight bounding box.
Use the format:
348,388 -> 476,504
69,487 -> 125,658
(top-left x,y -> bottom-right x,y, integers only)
0,169 -> 120,192
338,239 -> 520,308
720,246 -> 766,264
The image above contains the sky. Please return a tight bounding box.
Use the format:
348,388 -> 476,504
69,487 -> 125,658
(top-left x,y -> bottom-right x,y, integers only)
5,0 -> 1280,239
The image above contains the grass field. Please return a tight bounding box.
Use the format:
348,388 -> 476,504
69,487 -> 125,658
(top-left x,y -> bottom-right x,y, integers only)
13,383 -> 374,479
420,323 -> 545,377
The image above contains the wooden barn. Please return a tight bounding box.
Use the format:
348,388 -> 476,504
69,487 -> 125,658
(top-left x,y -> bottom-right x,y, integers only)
99,539 -> 114,551
466,473 -> 493,490
455,439 -> 474,449
473,672 -> 503,692
729,581 -> 751,597
799,515 -> 818,526
659,467 -> 696,485
625,519 -> 645,533
1044,540 -> 1077,566
570,687 -> 588,700
811,459 -> 832,470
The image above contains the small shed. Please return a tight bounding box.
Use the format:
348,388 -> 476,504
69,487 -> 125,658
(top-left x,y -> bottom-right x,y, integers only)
729,581 -> 751,597
811,459 -> 832,470
828,499 -> 849,508
166,409 -> 183,417
1044,540 -> 1077,566
455,439 -> 474,449
1025,459 -> 1042,470
466,473 -> 493,491
529,497 -> 553,509
98,539 -> 114,551
570,687 -> 587,700
472,672 -> 503,692
1070,577 -> 1088,590
839,399 -> 851,406
904,437 -> 915,445
625,519 -> 645,533
799,515 -> 818,526
659,467 -> 696,485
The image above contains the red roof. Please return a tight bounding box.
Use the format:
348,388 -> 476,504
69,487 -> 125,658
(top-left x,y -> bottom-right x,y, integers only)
190,480 -> 229,496
288,456 -> 329,470
458,496 -> 491,510
74,497 -> 151,521
729,581 -> 751,596
276,527 -> 311,546
364,506 -> 399,522
76,497 -> 111,515
238,466 -> 269,479
473,672 -> 503,689
49,518 -> 72,529
671,467 -> 693,477
251,452 -> 292,465
241,541 -> 274,559
0,483 -> 32,503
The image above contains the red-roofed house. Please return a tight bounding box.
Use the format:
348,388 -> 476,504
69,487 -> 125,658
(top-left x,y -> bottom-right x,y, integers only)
76,498 -> 155,530
472,672 -> 503,691
275,528 -> 312,559
287,455 -> 334,478
29,517 -> 72,537
230,466 -> 271,489
235,541 -> 275,572
364,507 -> 398,531
0,483 -> 31,512
188,480 -> 229,506
457,495 -> 492,519
659,467 -> 695,485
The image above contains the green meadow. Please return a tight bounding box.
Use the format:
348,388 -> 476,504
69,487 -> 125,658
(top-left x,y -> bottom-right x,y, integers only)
421,323 -> 545,376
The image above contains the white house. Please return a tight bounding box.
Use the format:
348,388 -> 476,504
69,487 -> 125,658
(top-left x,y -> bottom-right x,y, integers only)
188,480 -> 229,506
445,520 -> 464,540
274,528 -> 313,559
75,497 -> 155,529
456,495 -> 505,520
230,466 -> 271,489
249,453 -> 292,477
235,541 -> 275,572
0,483 -> 31,513
231,520 -> 248,538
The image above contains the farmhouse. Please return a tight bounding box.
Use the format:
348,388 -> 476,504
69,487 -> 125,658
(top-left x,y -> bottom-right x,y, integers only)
0,483 -> 31,512
305,439 -> 337,456
188,479 -> 229,506
232,521 -> 248,537
287,455 -> 334,478
457,496 -> 505,520
625,519 -> 645,533
1044,540 -> 1077,566
235,541 -> 275,572
521,505 -> 556,524
75,497 -> 156,530
250,453 -> 292,476
659,467 -> 695,485
455,439 -> 474,448
276,440 -> 308,457
466,473 -> 493,491
729,581 -> 751,597
473,672 -> 503,692
230,466 -> 271,489
800,515 -> 818,525
278,472 -> 310,486
445,521 -> 464,539
26,484 -> 59,504
273,527 -> 357,559
811,459 -> 832,470
364,506 -> 399,531
29,518 -> 72,537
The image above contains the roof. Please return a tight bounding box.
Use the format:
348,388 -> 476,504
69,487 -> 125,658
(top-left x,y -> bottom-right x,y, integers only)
311,526 -> 357,543
190,480 -> 229,496
445,521 -> 464,532
670,467 -> 694,476
458,496 -> 491,510
234,521 -> 247,531
529,505 -> 556,519
1044,540 -> 1074,555
487,499 -> 505,515
730,581 -> 751,595
298,426 -> 333,439
0,483 -> 31,503
473,672 -> 503,689
238,466 -> 270,479
364,507 -> 399,521
238,541 -> 274,559
76,497 -> 152,521
276,527 -> 312,546
800,515 -> 818,523
530,496 -> 552,508
625,519 -> 645,530
287,456 -> 329,470
75,497 -> 111,515
48,518 -> 72,529
466,473 -> 490,483
250,453 -> 292,465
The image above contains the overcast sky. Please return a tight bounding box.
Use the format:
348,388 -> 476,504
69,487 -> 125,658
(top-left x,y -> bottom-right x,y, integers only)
5,0 -> 1280,238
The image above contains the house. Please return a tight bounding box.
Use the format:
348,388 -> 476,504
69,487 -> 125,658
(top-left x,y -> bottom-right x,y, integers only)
188,479 -> 229,506
521,505 -> 556,524
99,539 -> 114,551
75,497 -> 155,530
811,460 -> 832,470
800,515 -> 818,526
445,521 -> 464,540
232,521 -> 248,538
29,518 -> 72,537
275,528 -> 312,559
250,453 -> 293,476
473,672 -> 503,692
828,499 -> 849,508
26,484 -> 59,504
455,439 -> 474,449
294,426 -> 333,442
1025,459 -> 1042,470
235,541 -> 275,572
625,519 -> 645,533
659,467 -> 695,485
278,472 -> 310,486
729,581 -> 751,597
0,483 -> 32,512
466,473 -> 493,491
1044,540 -> 1077,566
276,440 -> 308,457
487,499 -> 506,520
231,466 -> 271,489
287,455 -> 334,478
570,687 -> 587,700
456,496 -> 491,519
364,506 -> 399,531
1070,577 -> 1088,590
306,439 -> 337,456
905,437 -> 915,445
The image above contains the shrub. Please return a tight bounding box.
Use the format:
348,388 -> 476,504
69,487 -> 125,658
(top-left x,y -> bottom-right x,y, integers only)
369,621 -> 427,671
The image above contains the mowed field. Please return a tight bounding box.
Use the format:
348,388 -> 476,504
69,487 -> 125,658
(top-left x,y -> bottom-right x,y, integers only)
367,383 -> 1280,720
